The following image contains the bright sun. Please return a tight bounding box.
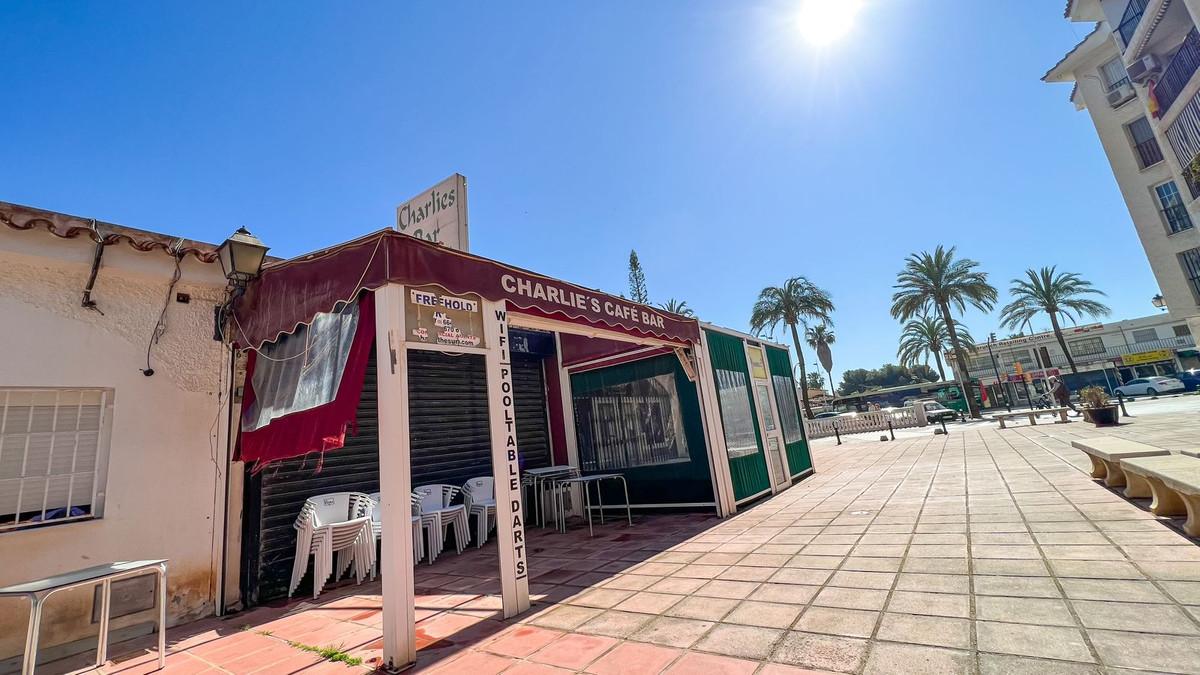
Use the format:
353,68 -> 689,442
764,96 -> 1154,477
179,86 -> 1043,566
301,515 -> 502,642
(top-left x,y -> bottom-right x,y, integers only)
797,0 -> 864,47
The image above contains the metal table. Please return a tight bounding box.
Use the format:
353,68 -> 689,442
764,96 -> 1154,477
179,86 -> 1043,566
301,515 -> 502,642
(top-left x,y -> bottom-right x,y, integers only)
521,465 -> 578,527
551,473 -> 632,536
0,559 -> 168,675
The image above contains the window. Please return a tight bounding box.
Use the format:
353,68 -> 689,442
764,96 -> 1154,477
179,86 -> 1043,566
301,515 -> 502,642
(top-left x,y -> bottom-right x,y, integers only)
1155,182 -> 1194,234
771,375 -> 804,445
715,369 -> 759,458
1182,247 -> 1200,302
1000,350 -> 1035,368
755,384 -> 776,432
1100,57 -> 1131,91
1,388 -> 112,531
1069,336 -> 1106,356
1129,117 -> 1164,168
1175,324 -> 1193,337
1132,328 -> 1159,343
573,372 -> 689,471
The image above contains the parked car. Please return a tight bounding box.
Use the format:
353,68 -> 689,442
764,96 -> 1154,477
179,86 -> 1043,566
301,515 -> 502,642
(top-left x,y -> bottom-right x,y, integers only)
1176,371 -> 1200,392
920,400 -> 958,422
1113,376 -> 1186,397
813,411 -> 841,419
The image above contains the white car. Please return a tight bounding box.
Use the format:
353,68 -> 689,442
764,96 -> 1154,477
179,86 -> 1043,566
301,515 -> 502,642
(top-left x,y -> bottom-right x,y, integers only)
1113,376 -> 1186,397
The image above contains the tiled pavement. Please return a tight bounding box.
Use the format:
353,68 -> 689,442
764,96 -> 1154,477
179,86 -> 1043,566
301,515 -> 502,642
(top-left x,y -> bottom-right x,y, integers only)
66,406 -> 1200,674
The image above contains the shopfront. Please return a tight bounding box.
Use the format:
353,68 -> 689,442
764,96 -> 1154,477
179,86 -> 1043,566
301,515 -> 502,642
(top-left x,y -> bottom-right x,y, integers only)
1115,349 -> 1181,381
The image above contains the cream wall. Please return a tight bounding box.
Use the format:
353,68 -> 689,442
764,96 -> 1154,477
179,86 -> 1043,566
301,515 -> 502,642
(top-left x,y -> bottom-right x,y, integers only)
0,224 -> 234,663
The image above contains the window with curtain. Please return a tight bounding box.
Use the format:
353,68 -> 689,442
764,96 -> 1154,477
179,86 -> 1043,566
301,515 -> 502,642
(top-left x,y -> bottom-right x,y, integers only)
1100,57 -> 1130,91
572,372 -> 689,471
772,375 -> 804,444
715,369 -> 759,458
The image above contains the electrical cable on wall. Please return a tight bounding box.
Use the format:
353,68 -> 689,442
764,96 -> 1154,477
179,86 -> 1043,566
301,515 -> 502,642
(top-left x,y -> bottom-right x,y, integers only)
142,240 -> 184,376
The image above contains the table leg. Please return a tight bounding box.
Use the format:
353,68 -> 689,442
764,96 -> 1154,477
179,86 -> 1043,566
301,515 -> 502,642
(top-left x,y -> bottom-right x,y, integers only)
620,476 -> 632,527
157,564 -> 168,669
97,579 -> 112,666
584,481 -> 593,537
22,595 -> 42,675
597,481 -> 606,525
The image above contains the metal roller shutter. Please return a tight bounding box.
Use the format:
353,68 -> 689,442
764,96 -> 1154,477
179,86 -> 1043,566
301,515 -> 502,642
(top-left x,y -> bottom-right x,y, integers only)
512,354 -> 551,471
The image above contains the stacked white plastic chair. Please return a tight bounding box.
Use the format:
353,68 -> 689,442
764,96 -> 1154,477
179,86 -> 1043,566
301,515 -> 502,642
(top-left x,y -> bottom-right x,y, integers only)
366,491 -> 427,573
288,491 -> 376,599
462,477 -> 497,547
412,484 -> 469,563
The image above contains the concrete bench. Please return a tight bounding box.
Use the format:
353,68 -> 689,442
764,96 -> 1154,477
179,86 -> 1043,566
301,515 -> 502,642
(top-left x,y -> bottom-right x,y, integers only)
1071,438 -> 1171,491
1119,455 -> 1200,534
993,407 -> 1071,429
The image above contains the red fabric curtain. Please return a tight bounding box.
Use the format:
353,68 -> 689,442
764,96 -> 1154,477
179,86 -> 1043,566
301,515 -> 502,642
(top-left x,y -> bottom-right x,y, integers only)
236,292 -> 376,470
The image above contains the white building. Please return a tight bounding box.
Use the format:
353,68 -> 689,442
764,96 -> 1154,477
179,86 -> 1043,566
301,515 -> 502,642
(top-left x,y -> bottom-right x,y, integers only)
0,202 -> 238,667
1045,1 -> 1200,339
954,312 -> 1196,407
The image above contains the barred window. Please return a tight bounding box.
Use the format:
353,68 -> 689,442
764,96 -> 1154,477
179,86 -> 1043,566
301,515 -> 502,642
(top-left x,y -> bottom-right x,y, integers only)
1069,336 -> 1105,356
1182,247 -> 1200,303
1,389 -> 112,531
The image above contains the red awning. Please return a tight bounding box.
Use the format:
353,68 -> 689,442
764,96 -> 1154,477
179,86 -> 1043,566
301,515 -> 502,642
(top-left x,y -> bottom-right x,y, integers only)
232,229 -> 700,349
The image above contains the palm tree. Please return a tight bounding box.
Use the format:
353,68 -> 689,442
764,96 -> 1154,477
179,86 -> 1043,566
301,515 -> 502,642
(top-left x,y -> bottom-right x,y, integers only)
750,277 -> 834,418
897,315 -> 975,382
999,267 -> 1111,374
891,246 -> 997,418
659,298 -> 695,318
805,324 -> 836,393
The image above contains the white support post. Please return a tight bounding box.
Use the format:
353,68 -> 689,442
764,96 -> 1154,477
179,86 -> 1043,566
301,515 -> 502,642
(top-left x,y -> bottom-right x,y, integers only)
374,284 -> 416,671
484,300 -> 531,617
695,331 -> 737,517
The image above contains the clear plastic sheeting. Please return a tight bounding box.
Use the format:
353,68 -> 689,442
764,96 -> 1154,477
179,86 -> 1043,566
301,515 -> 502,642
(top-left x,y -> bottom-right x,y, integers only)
573,372 -> 689,471
242,300 -> 360,433
772,374 -> 804,445
715,369 -> 759,458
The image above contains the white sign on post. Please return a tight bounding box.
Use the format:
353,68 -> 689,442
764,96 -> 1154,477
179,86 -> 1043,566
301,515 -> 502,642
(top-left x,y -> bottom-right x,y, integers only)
395,174 -> 469,251
484,300 -> 531,617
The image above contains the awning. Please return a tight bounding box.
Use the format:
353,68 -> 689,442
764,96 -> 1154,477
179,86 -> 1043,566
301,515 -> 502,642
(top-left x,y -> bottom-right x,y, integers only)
232,229 -> 701,349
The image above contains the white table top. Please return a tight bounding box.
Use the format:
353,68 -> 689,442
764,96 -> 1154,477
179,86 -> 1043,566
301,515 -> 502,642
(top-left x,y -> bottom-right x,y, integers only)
0,560 -> 166,596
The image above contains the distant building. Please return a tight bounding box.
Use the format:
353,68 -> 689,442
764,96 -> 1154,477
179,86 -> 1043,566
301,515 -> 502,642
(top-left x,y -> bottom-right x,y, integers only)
1044,2 -> 1200,341
949,312 -> 1196,406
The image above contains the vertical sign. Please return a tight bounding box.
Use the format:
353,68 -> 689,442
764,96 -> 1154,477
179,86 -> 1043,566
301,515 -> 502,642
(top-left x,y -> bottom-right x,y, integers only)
395,174 -> 469,251
483,299 -> 531,617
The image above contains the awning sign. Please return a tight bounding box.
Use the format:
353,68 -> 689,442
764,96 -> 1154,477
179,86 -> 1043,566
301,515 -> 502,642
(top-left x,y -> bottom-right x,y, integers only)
1118,349 -> 1173,366
396,174 -> 469,251
405,286 -> 485,348
500,273 -> 670,331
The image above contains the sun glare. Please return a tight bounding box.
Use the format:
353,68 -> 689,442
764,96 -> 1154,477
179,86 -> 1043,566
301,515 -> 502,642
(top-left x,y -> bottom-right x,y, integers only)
796,0 -> 864,47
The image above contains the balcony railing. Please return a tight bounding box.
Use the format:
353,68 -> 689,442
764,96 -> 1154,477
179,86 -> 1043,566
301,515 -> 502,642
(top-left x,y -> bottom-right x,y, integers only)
1135,136 -> 1165,167
1163,203 -> 1195,233
964,335 -> 1196,378
1156,29 -> 1200,114
1118,0 -> 1149,47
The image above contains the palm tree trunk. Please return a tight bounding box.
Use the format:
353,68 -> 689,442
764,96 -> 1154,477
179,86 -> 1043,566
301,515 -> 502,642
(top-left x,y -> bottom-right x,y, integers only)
789,322 -> 814,418
825,368 -> 834,396
938,301 -> 981,419
933,352 -> 946,382
1048,313 -> 1078,374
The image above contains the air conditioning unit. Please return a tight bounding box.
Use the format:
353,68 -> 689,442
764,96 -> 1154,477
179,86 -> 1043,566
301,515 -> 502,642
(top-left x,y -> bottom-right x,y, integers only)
1108,81 -> 1137,107
1128,54 -> 1164,84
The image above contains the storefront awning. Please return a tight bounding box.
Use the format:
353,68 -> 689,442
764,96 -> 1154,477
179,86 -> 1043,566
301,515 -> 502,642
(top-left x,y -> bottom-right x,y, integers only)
233,229 -> 700,349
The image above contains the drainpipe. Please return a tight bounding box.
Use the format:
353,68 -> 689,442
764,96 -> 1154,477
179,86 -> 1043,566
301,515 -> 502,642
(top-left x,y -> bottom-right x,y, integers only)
217,343 -> 237,616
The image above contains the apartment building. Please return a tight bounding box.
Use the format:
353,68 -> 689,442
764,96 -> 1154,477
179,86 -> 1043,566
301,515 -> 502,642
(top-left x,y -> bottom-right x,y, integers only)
1045,0 -> 1200,339
955,311 -> 1196,407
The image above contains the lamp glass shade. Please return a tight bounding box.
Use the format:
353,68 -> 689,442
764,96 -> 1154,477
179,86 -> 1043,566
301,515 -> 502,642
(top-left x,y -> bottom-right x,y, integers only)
1152,294 -> 1166,309
217,227 -> 269,282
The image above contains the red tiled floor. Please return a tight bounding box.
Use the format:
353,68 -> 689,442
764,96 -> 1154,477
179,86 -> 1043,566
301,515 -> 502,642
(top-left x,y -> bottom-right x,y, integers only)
422,649 -> 514,674
528,633 -> 619,670
481,625 -> 564,658
501,662 -> 576,674
585,642 -> 681,675
662,652 -> 759,675
756,665 -> 843,675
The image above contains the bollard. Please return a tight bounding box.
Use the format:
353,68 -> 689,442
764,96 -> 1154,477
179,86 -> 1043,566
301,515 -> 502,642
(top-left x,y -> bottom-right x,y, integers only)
888,420 -> 895,441
940,418 -> 947,435
1116,391 -> 1130,418
833,422 -> 842,445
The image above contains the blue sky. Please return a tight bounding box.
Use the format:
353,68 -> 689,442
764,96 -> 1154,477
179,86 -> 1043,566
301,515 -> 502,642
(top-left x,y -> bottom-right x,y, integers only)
0,2 -> 1155,388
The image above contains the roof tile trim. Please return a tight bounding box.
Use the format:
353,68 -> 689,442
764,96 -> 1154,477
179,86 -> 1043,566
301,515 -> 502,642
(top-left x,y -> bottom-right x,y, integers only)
1,211 -> 218,263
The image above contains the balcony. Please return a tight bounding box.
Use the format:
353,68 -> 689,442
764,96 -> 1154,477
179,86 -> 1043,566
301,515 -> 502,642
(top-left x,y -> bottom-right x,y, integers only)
964,334 -> 1196,378
1163,203 -> 1195,233
1135,136 -> 1165,167
1118,0 -> 1149,47
1155,29 -> 1200,115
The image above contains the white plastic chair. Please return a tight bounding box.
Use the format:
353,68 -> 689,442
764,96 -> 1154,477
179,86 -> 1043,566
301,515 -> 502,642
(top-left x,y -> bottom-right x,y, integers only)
288,492 -> 376,599
367,491 -> 427,572
413,484 -> 469,562
462,477 -> 497,547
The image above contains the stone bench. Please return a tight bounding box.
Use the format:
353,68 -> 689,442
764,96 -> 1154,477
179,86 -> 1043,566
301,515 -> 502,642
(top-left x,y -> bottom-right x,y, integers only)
1071,438 -> 1171,491
1119,455 -> 1200,535
993,407 -> 1071,429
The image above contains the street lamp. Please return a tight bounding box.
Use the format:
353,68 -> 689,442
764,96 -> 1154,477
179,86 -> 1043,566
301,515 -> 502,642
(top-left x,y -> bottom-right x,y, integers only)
986,333 -> 1012,412
216,227 -> 269,289
1152,294 -> 1167,311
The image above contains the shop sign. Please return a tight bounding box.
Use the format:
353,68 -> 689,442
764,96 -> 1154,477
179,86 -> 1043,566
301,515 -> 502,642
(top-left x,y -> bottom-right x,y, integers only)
499,273 -> 673,332
492,308 -> 528,580
1005,368 -> 1059,383
748,347 -> 768,380
1117,349 -> 1173,366
396,174 -> 469,251
405,286 -> 485,348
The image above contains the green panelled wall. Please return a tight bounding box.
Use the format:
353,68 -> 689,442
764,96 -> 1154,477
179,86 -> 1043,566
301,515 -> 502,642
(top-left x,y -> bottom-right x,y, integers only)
570,354 -> 713,506
765,345 -> 813,477
705,329 -> 771,502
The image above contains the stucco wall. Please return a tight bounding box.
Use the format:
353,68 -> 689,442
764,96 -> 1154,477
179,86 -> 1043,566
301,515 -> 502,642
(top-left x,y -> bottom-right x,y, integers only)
0,224 -> 233,663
